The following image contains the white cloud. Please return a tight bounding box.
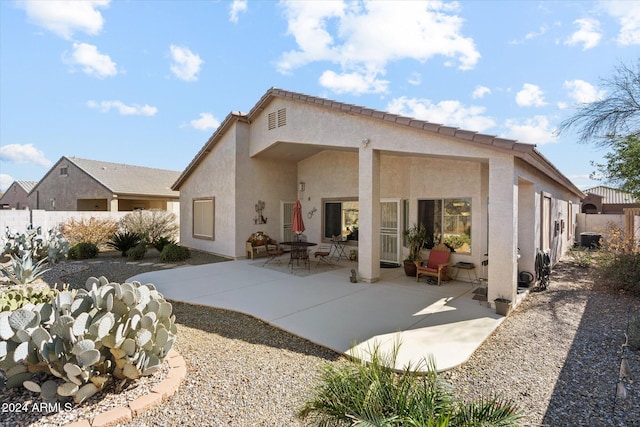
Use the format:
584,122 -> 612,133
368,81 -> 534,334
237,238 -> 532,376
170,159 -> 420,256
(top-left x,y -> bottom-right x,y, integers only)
600,0 -> 640,45
472,85 -> 491,99
189,113 -> 220,131
563,79 -> 605,104
17,0 -> 109,40
504,115 -> 558,145
0,144 -> 52,168
169,45 -> 203,82
229,0 -> 248,23
387,96 -> 496,132
278,0 -> 479,95
564,18 -> 602,50
319,70 -> 389,94
0,174 -> 14,192
63,42 -> 117,78
516,83 -> 547,107
87,100 -> 157,116
407,72 -> 422,86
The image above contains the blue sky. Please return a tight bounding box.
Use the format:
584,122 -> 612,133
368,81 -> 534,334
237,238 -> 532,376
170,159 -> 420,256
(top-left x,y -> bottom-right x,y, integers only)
1,0 -> 639,192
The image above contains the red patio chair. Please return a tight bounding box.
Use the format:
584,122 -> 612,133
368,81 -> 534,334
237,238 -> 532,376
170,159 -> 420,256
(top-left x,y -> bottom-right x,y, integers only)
416,243 -> 452,286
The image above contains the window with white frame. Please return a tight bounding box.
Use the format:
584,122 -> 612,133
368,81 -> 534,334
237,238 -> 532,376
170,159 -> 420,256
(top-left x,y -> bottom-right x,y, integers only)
323,199 -> 359,241
416,198 -> 472,254
193,198 -> 214,240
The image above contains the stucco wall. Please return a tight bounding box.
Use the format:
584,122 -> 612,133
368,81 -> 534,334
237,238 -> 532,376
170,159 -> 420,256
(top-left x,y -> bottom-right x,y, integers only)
31,159 -> 111,211
0,182 -> 32,209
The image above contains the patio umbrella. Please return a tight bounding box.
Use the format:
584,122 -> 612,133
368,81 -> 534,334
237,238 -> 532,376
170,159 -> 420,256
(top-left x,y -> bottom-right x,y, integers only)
292,199 -> 305,240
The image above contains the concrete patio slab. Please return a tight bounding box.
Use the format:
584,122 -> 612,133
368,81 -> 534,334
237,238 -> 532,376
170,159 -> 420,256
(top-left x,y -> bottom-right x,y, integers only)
130,259 -> 505,372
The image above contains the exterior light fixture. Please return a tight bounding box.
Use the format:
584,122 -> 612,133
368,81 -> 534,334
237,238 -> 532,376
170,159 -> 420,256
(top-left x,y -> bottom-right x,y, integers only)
361,138 -> 370,148
299,181 -> 305,192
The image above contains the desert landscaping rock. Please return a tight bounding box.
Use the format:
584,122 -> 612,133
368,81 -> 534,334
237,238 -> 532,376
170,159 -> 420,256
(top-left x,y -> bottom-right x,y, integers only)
1,250 -> 638,426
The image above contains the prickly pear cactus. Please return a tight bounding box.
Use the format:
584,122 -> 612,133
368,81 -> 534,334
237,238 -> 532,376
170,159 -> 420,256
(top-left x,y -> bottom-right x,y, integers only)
0,276 -> 176,404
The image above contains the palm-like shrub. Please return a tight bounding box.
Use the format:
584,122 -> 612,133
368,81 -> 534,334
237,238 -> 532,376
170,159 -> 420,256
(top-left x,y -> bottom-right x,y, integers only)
298,344 -> 521,427
106,231 -> 143,257
152,236 -> 176,253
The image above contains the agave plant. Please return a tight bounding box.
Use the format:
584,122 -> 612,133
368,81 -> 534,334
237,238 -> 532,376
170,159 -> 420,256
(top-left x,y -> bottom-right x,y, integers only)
0,253 -> 50,285
106,231 -> 143,257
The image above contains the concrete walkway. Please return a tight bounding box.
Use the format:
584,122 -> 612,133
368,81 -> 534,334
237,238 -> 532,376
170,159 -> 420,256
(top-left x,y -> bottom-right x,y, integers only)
129,259 -> 505,372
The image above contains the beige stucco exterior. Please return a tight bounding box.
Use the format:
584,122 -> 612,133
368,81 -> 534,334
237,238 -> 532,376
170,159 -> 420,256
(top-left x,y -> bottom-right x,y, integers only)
174,88 -> 584,306
30,157 -> 180,212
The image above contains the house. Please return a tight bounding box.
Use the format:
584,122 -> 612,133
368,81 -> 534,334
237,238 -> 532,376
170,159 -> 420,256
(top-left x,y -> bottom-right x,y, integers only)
0,180 -> 37,209
30,156 -> 180,212
172,88 -> 584,304
581,186 -> 640,214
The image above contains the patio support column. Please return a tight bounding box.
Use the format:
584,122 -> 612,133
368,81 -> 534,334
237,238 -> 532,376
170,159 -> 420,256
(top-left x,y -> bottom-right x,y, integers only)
358,147 -> 381,282
109,197 -> 119,212
487,157 -> 518,304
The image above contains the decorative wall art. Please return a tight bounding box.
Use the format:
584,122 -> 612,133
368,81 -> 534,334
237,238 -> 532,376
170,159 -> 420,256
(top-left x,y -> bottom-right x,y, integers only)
254,200 -> 267,224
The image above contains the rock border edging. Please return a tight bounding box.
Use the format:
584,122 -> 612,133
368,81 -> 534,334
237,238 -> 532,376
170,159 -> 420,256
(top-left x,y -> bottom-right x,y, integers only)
63,348 -> 186,427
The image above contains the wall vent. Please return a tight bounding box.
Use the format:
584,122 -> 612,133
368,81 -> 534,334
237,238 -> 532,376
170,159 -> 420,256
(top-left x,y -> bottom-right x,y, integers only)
267,108 -> 287,130
268,112 -> 276,130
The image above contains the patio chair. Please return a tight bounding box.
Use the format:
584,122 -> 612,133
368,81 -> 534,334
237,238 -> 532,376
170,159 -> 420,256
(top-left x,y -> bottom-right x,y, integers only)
264,243 -> 284,267
313,245 -> 331,267
416,243 -> 452,286
289,243 -> 310,271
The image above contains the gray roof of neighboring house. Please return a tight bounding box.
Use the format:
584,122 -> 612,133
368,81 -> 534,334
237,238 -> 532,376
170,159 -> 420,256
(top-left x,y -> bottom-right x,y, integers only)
64,157 -> 180,198
16,180 -> 38,193
585,186 -> 639,205
173,87 -> 584,198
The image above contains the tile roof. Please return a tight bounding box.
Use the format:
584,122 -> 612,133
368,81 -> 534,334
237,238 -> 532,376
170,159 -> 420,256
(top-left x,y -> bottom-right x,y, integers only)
173,87 -> 584,197
16,180 -> 38,193
65,157 -> 180,198
584,186 -> 639,204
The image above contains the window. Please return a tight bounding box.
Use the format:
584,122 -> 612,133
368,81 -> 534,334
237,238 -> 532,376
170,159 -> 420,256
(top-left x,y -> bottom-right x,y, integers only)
323,199 -> 359,241
417,198 -> 471,254
60,167 -> 68,176
193,198 -> 214,240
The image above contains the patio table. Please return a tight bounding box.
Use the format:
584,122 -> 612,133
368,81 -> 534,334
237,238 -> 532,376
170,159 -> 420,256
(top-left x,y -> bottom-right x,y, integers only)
281,241 -> 317,270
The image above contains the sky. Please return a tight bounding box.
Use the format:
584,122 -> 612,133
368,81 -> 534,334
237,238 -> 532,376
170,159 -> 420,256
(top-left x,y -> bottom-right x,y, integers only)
1,0 -> 639,193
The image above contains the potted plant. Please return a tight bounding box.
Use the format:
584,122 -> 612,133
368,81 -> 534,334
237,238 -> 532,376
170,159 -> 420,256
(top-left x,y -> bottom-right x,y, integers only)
403,223 -> 427,276
494,297 -> 512,316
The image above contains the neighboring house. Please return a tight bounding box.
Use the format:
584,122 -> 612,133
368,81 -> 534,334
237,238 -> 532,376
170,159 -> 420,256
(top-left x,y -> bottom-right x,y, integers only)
581,186 -> 640,214
0,180 -> 37,209
172,88 -> 584,303
30,156 -> 180,212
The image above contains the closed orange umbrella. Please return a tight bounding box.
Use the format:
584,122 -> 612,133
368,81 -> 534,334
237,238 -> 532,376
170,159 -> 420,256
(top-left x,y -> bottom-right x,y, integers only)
292,199 -> 305,240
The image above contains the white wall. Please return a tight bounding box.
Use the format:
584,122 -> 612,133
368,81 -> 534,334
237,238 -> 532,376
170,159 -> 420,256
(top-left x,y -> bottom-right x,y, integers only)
0,210 -> 130,233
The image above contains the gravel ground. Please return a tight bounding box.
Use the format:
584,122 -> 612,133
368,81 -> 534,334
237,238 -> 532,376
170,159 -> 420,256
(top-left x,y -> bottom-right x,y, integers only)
2,251 -> 639,426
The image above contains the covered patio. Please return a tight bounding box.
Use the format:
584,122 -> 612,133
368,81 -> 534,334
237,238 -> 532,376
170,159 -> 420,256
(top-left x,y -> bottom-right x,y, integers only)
130,259 -> 507,372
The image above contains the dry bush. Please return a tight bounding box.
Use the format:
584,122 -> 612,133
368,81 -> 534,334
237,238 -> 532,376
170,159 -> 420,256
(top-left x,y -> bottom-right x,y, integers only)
596,222 -> 640,295
120,210 -> 179,244
60,217 -> 119,247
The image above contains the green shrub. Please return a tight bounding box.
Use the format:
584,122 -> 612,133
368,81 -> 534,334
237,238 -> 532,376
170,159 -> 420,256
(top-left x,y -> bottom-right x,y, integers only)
160,244 -> 190,262
107,231 -> 143,257
127,243 -> 147,260
68,242 -> 99,260
60,217 -> 119,247
298,344 -> 521,426
0,276 -> 176,403
120,210 -> 178,244
567,246 -> 593,268
153,236 -> 176,253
